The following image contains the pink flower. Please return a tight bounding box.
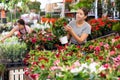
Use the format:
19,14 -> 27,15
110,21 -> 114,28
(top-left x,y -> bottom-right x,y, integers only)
104,43 -> 109,49
103,64 -> 109,69
50,66 -> 62,71
73,60 -> 80,67
99,42 -> 104,46
110,51 -> 115,55
47,75 -> 51,79
54,60 -> 60,65
24,67 -> 29,71
94,46 -> 101,51
112,39 -> 116,43
118,78 -> 120,80
89,45 -> 94,50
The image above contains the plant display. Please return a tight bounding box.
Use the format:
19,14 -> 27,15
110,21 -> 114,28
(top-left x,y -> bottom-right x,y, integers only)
0,36 -> 27,62
52,18 -> 69,38
88,17 -> 117,40
24,29 -> 58,50
24,35 -> 120,80
24,44 -> 81,80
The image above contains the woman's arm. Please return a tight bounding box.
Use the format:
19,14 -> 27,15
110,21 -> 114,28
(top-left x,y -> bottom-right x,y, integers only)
70,31 -> 88,44
26,25 -> 33,33
1,28 -> 16,42
64,26 -> 88,44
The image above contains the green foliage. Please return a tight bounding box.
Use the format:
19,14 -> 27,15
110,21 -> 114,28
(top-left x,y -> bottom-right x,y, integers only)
52,18 -> 69,37
0,64 -> 5,75
0,37 -> 27,62
70,0 -> 94,10
112,22 -> 120,34
27,1 -> 41,13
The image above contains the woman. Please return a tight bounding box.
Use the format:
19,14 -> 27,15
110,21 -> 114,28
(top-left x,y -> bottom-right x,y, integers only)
64,7 -> 91,45
1,19 -> 33,42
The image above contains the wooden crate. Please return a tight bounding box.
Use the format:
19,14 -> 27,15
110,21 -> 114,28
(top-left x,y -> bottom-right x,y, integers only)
9,67 -> 24,80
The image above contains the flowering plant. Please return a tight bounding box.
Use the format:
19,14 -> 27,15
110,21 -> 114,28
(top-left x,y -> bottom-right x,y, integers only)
24,29 -> 57,50
24,44 -> 82,80
52,18 -> 69,37
88,17 -> 117,39
24,34 -> 120,80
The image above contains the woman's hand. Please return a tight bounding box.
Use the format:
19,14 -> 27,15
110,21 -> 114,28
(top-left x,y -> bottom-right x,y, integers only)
64,26 -> 73,33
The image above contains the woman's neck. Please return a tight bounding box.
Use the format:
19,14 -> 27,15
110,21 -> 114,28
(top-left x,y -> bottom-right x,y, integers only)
76,20 -> 85,27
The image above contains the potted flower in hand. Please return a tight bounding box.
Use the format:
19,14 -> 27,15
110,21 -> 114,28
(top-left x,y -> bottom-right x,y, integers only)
52,18 -> 69,44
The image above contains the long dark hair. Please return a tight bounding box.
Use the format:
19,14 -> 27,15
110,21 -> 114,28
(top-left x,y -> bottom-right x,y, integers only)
17,19 -> 25,26
79,7 -> 89,16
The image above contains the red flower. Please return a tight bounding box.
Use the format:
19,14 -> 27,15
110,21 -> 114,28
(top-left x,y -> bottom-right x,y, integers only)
115,36 -> 120,40
40,64 -> 45,70
55,53 -> 60,58
33,62 -> 38,65
31,37 -> 37,43
38,57 -> 48,62
116,44 -> 120,49
63,22 -> 67,26
30,73 -> 39,79
100,72 -> 106,78
24,71 -> 30,76
98,56 -> 104,60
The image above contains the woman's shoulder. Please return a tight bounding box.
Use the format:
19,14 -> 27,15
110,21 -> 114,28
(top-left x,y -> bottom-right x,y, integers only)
84,22 -> 91,28
68,20 -> 76,26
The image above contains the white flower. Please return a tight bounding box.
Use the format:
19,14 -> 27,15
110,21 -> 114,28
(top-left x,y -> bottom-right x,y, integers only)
98,66 -> 106,73
88,62 -> 98,73
70,68 -> 80,75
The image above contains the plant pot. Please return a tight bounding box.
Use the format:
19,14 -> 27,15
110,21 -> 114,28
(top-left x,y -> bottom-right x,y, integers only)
59,36 -> 68,44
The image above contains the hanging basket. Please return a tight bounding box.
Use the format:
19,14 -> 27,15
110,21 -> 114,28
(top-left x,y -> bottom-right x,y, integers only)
59,36 -> 68,44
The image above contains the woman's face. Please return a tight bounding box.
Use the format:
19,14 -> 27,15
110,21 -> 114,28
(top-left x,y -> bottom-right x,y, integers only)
17,23 -> 23,29
76,9 -> 87,21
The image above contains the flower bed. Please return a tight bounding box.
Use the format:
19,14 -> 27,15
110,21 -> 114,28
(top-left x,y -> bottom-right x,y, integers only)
24,34 -> 120,80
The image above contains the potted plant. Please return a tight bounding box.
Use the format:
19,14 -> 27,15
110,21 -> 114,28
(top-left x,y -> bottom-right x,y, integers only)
52,18 -> 69,44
